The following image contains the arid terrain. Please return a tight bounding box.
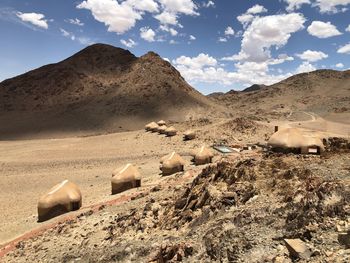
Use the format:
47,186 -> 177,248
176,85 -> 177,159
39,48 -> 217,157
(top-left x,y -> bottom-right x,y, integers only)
0,44 -> 350,262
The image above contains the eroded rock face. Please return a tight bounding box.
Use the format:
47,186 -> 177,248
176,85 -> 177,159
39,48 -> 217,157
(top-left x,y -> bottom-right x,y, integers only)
38,180 -> 82,222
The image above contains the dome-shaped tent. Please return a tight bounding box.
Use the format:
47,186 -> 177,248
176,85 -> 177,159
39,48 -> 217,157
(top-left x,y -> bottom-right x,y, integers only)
192,146 -> 214,165
149,122 -> 160,132
111,164 -> 141,195
160,152 -> 185,176
158,125 -> 168,134
145,122 -> 158,132
157,120 -> 166,126
37,180 -> 82,222
183,130 -> 196,140
268,128 -> 324,154
165,126 -> 177,137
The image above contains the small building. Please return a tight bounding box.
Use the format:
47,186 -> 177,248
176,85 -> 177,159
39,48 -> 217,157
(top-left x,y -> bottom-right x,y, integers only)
37,180 -> 82,222
145,122 -> 158,132
183,130 -> 196,140
149,122 -> 160,132
158,125 -> 168,134
165,126 -> 177,137
192,146 -> 214,165
160,152 -> 185,176
268,128 -> 324,154
111,164 -> 141,195
157,120 -> 166,126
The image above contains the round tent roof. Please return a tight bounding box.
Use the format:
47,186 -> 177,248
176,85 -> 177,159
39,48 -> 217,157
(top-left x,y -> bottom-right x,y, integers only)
268,128 -> 324,150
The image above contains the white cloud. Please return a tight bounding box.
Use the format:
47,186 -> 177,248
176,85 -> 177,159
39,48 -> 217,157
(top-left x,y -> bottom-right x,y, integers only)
336,63 -> 344,68
313,0 -> 350,13
154,11 -> 178,25
296,50 -> 328,62
337,43 -> 350,54
283,0 -> 311,11
189,35 -> 196,40
237,4 -> 267,28
120,38 -> 137,48
169,28 -> 178,36
140,27 -> 156,42
172,53 -> 292,87
67,18 -> 84,26
307,21 -> 342,38
160,25 -> 178,36
235,13 -> 305,63
60,28 -> 75,40
224,26 -> 235,36
346,25 -> 350,32
218,37 -> 227,42
77,0 -> 144,34
125,0 -> 159,12
16,12 -> 48,29
203,1 -> 215,8
158,0 -> 198,15
169,39 -> 178,44
296,61 -> 316,73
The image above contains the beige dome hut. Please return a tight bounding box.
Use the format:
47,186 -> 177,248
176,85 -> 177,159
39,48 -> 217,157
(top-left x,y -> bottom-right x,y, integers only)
192,146 -> 214,165
165,126 -> 177,137
111,164 -> 141,195
37,180 -> 82,222
148,122 -> 160,132
160,152 -> 185,176
268,128 -> 324,154
145,122 -> 158,132
157,120 -> 166,126
158,125 -> 168,134
183,130 -> 196,140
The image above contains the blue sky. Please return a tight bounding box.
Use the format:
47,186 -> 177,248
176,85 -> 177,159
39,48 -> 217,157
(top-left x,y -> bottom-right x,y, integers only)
0,0 -> 349,94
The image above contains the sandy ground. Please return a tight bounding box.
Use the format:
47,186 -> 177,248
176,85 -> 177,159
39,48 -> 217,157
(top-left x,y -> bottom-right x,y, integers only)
0,112 -> 349,247
0,129 -> 210,245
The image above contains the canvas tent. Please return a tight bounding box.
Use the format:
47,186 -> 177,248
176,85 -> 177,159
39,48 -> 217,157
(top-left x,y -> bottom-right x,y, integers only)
160,152 -> 185,176
157,120 -> 166,126
183,130 -> 196,140
145,122 -> 158,132
111,164 -> 141,195
37,180 -> 82,222
268,128 -> 324,154
192,146 -> 214,165
158,125 -> 168,134
165,126 -> 177,137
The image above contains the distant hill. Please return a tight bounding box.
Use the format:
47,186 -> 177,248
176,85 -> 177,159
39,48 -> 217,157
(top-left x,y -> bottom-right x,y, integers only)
209,70 -> 350,116
0,44 -> 221,139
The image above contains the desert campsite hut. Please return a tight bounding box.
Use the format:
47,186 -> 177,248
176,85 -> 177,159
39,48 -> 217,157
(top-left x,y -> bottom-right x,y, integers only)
160,152 -> 185,176
157,120 -> 166,126
148,122 -> 160,132
192,146 -> 214,165
165,126 -> 177,137
111,164 -> 141,195
268,128 -> 324,154
158,125 -> 168,134
183,130 -> 196,141
145,122 -> 156,131
37,180 -> 82,222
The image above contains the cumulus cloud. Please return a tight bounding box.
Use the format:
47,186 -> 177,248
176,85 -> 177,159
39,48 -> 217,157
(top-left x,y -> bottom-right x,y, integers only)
313,0 -> 350,13
60,28 -> 75,40
189,35 -> 196,40
67,18 -> 84,26
218,37 -> 227,42
140,27 -> 156,42
77,0 -> 143,34
155,0 -> 198,26
307,21 -> 342,38
234,13 -> 306,63
120,38 -> 137,48
296,50 -> 328,62
346,25 -> 350,32
224,26 -> 235,36
59,28 -> 93,45
126,0 -> 159,12
337,43 -> 350,54
16,12 -> 48,29
283,0 -> 311,11
296,61 -> 316,73
237,4 -> 267,28
336,63 -> 344,68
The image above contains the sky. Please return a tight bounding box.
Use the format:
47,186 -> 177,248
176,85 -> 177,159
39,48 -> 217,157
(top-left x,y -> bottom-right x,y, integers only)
0,0 -> 349,94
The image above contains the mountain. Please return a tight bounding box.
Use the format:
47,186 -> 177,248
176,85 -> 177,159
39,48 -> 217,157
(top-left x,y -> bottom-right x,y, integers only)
0,44 -> 221,139
209,69 -> 350,116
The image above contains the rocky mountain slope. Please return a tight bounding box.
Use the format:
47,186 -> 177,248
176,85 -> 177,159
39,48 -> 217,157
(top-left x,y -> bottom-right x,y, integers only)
210,70 -> 350,116
0,44 -> 220,139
